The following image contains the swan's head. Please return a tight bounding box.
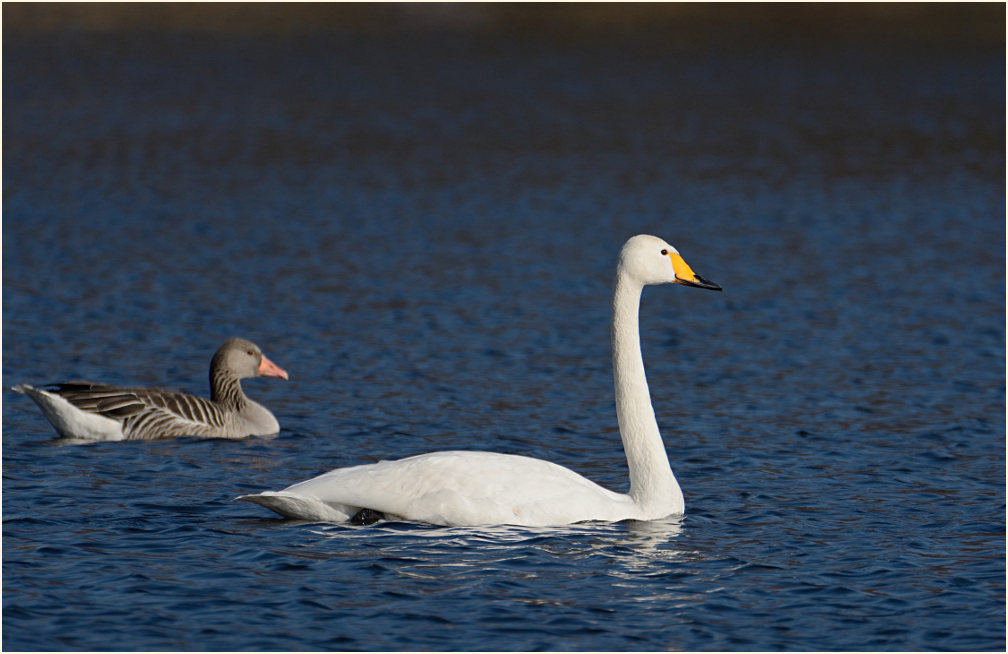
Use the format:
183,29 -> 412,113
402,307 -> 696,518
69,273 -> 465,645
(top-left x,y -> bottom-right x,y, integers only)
618,234 -> 722,290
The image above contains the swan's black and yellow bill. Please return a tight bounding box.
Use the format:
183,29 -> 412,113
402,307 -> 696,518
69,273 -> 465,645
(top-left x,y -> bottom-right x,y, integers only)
669,252 -> 722,291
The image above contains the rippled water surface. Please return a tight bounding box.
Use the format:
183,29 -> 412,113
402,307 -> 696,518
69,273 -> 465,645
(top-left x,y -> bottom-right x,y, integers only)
3,12 -> 1005,651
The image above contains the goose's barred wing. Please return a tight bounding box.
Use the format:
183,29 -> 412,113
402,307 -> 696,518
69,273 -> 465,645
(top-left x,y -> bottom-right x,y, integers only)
42,382 -> 136,414
46,382 -> 231,439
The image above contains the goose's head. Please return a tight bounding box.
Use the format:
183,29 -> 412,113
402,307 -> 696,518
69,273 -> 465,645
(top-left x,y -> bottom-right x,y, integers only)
618,234 -> 722,291
213,338 -> 289,380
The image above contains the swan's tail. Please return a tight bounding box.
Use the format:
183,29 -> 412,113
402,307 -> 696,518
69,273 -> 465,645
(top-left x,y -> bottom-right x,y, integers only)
235,491 -> 353,523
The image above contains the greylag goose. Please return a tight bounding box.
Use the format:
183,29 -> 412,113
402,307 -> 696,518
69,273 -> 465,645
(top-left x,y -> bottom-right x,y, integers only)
13,338 -> 288,440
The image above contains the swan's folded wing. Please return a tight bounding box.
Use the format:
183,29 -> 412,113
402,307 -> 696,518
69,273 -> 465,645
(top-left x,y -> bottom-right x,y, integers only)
240,451 -> 634,526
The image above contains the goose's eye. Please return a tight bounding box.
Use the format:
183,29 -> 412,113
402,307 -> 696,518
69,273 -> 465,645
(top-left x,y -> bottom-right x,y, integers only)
660,249 -> 668,256
247,350 -> 255,356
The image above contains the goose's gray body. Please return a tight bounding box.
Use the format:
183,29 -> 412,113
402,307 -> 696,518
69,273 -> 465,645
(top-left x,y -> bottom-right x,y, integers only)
13,338 -> 287,440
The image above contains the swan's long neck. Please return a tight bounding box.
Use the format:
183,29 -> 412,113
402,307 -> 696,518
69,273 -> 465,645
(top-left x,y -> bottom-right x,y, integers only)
612,273 -> 682,512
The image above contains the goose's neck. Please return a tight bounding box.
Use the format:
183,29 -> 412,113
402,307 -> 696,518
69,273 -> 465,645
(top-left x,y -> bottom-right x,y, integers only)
210,369 -> 247,412
612,274 -> 682,511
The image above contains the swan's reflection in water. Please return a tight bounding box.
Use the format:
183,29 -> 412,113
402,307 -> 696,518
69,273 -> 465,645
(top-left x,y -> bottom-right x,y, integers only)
297,513 -> 690,594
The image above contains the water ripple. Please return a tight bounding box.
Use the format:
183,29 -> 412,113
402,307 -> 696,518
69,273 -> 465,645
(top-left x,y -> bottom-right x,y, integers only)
4,22 -> 1005,653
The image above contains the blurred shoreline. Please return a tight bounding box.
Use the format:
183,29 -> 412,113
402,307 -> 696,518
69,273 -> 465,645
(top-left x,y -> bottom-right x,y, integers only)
3,2 -> 1004,51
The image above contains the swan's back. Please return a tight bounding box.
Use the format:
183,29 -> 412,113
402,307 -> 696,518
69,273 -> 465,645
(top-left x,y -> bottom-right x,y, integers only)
240,451 -> 636,527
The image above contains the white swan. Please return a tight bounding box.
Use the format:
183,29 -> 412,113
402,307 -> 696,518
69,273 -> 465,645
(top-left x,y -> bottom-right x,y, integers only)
239,235 -> 721,526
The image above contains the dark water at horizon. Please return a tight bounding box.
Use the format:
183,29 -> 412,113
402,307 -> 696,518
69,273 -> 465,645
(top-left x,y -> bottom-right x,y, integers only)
3,25 -> 1005,651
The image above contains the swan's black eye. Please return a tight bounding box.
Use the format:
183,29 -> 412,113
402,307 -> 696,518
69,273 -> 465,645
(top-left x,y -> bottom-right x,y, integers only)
660,249 -> 668,256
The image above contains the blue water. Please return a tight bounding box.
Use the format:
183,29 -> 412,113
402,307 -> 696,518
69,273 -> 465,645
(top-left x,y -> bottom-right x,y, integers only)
3,16 -> 1005,652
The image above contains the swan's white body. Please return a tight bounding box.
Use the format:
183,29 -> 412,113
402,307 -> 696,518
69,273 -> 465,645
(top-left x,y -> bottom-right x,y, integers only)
245,451 -> 639,526
240,235 -> 720,526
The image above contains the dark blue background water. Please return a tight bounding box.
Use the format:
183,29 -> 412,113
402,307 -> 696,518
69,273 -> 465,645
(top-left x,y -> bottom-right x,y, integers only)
3,7 -> 1005,651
